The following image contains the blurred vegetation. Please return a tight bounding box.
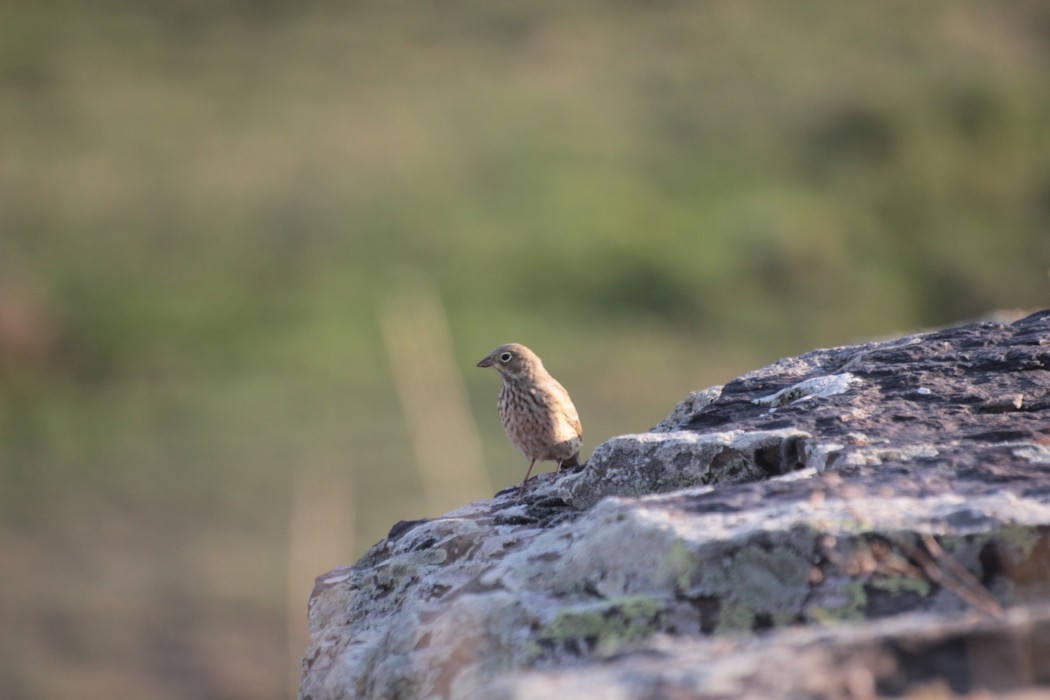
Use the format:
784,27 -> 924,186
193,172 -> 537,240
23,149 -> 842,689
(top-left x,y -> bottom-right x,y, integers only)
1,1 -> 1048,698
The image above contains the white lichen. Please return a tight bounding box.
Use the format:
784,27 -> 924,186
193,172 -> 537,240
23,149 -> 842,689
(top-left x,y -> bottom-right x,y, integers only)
752,373 -> 861,410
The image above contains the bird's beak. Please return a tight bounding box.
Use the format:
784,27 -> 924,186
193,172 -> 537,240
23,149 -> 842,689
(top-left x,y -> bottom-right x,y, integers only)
476,355 -> 494,368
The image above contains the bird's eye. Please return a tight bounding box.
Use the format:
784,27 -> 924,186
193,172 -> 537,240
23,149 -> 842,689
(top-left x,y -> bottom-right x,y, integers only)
499,352 -> 513,363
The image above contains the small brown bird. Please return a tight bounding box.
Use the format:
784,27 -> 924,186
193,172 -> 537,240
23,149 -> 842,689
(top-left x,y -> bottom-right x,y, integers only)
477,343 -> 583,494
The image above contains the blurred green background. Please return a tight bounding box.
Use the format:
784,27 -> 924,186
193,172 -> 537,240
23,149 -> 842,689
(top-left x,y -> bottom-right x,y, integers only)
1,1 -> 1048,698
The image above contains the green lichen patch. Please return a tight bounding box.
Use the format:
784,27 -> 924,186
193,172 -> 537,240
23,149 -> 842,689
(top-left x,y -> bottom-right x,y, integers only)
696,541 -> 812,614
536,595 -> 668,657
656,539 -> 699,593
808,579 -> 869,624
992,526 -> 1045,561
870,573 -> 932,597
680,531 -> 818,634
715,601 -> 757,633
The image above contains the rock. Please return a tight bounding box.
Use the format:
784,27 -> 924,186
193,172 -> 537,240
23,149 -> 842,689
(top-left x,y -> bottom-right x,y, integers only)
298,309 -> 1050,700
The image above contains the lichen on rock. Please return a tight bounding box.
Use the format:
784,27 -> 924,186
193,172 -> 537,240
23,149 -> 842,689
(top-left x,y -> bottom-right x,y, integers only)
299,309 -> 1050,700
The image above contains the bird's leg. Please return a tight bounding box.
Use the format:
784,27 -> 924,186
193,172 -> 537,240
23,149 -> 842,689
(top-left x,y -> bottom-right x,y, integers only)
518,459 -> 537,495
555,460 -> 563,475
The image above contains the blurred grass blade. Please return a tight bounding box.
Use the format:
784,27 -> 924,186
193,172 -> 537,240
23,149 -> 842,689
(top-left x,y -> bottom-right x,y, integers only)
379,275 -> 492,515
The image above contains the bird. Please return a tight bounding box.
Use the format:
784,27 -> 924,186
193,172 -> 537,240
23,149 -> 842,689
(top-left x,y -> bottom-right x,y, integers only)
477,343 -> 583,494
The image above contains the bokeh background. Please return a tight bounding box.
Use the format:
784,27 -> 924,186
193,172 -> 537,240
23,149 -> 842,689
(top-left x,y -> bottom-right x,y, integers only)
2,1 -> 1048,698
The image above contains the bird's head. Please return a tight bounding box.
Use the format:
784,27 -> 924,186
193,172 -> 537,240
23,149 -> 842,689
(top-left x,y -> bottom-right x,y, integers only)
476,343 -> 543,380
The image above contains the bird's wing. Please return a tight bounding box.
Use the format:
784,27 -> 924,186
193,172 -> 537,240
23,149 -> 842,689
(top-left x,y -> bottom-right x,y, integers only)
545,378 -> 582,437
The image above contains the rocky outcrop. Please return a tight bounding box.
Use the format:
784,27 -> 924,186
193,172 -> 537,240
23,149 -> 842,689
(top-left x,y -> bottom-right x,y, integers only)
299,310 -> 1050,700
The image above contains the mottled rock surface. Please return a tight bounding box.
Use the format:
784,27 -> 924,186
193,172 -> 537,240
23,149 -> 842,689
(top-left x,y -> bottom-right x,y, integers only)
299,310 -> 1050,700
